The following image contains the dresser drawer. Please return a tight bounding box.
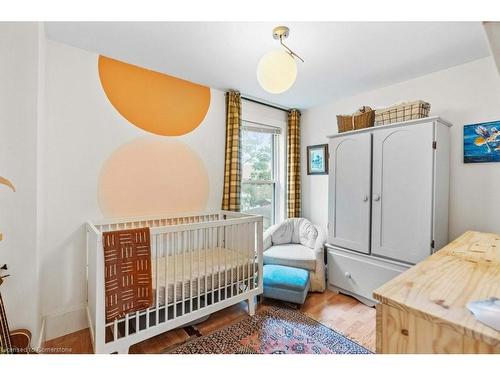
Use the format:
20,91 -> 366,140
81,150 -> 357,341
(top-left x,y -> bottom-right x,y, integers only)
327,247 -> 408,304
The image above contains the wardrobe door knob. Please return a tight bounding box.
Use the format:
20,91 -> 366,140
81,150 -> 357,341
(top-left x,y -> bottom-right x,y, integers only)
362,195 -> 369,202
344,272 -> 351,279
373,194 -> 381,202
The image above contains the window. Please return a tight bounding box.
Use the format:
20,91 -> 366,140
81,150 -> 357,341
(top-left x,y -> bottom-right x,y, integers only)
241,125 -> 280,230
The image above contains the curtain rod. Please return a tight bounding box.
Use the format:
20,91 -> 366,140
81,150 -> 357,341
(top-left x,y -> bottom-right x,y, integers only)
241,96 -> 290,113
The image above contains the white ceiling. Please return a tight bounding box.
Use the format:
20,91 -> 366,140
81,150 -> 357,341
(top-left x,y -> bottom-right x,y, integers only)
44,22 -> 490,109
484,22 -> 500,76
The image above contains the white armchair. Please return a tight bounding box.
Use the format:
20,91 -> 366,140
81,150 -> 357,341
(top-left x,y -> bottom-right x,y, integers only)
263,218 -> 326,292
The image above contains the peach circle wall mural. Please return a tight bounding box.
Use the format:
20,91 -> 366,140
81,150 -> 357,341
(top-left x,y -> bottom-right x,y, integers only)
98,138 -> 209,217
98,56 -> 211,136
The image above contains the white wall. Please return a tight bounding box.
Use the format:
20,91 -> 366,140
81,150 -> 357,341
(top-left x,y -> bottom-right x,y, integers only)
39,39 -> 226,339
0,22 -> 42,343
301,57 -> 500,241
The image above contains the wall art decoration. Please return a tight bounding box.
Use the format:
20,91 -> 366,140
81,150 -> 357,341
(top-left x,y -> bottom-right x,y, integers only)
464,120 -> 500,163
307,144 -> 329,175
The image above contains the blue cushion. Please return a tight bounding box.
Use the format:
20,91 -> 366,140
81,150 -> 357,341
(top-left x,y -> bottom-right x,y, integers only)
263,285 -> 309,305
263,265 -> 309,292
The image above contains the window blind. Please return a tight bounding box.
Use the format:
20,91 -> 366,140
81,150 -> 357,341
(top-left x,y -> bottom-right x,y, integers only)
242,120 -> 281,134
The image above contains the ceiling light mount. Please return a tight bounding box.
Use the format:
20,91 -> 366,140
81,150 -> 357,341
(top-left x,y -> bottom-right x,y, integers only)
272,26 -> 304,63
272,26 -> 290,40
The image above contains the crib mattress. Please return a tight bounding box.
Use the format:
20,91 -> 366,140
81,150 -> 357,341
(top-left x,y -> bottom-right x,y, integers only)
151,247 -> 256,305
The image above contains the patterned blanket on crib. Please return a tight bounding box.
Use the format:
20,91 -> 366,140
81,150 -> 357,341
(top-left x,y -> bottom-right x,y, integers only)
103,228 -> 153,323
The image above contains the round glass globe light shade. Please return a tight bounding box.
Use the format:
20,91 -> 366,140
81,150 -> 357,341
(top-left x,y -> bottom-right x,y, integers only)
257,49 -> 297,94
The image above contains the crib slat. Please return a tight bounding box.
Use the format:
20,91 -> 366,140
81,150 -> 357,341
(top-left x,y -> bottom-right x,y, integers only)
182,230 -> 185,317
233,224 -> 237,295
113,320 -> 118,342
217,227 -> 221,300
211,226 -> 215,304
165,233 -> 169,320
246,223 -> 249,290
237,224 -> 241,295
173,232 -> 177,319
215,226 -> 219,300
240,223 -> 245,292
197,228 -> 201,310
204,228 -> 208,306
125,313 -> 129,337
189,229 -> 193,313
230,225 -> 234,298
236,224 -> 239,294
254,222 -> 257,289
247,222 -> 251,291
197,229 -> 200,303
155,234 -> 160,326
243,223 -> 247,291
239,223 -> 244,293
233,225 -> 237,297
251,223 -> 255,290
224,226 -> 228,301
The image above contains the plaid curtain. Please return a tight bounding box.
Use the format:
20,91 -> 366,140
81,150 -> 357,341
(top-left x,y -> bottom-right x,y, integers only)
221,90 -> 242,211
287,109 -> 301,218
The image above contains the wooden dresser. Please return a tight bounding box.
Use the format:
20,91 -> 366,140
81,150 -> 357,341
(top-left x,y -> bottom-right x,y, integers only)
373,231 -> 500,353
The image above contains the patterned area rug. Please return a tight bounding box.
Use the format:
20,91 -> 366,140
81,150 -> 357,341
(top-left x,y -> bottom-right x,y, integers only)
167,306 -> 371,354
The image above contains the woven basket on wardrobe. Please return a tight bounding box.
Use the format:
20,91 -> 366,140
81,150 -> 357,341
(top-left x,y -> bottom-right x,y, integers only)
336,109 -> 375,133
375,100 -> 431,125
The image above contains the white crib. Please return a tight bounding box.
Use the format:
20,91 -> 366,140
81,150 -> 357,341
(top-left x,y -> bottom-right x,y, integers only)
86,211 -> 263,354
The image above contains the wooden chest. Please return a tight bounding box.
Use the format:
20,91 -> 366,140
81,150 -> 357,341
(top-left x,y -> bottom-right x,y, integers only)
373,231 -> 500,353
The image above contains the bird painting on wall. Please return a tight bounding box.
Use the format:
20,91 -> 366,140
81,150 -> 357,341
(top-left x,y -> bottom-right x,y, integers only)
464,120 -> 500,163
474,125 -> 500,152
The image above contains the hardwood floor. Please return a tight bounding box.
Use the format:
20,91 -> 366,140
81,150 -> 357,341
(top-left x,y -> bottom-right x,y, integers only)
43,290 -> 376,354
41,327 -> 94,354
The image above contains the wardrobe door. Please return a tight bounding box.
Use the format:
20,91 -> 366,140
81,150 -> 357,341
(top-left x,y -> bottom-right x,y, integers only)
371,123 -> 434,264
328,133 -> 372,254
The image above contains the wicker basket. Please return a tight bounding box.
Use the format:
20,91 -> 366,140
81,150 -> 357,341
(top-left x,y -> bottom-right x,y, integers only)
337,109 -> 375,133
375,100 -> 431,125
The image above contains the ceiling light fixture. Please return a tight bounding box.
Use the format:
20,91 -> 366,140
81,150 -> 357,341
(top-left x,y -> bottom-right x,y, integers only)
257,26 -> 304,94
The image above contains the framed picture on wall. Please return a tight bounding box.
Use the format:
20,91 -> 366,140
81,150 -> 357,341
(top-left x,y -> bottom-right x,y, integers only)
307,144 -> 329,175
464,120 -> 500,163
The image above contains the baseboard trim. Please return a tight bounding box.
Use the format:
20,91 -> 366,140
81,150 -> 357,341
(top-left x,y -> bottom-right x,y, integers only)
43,305 -> 89,341
85,306 -> 95,353
37,317 -> 46,350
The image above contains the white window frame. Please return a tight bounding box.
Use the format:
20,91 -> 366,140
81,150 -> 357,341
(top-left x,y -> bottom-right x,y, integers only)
240,99 -> 288,226
241,126 -> 280,226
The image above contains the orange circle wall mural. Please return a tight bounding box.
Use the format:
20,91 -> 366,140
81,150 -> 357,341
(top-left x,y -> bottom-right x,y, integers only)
98,56 -> 211,136
98,138 -> 209,217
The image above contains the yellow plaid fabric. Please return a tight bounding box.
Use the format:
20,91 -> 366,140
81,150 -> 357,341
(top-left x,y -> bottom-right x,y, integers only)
222,90 -> 242,212
287,109 -> 301,218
